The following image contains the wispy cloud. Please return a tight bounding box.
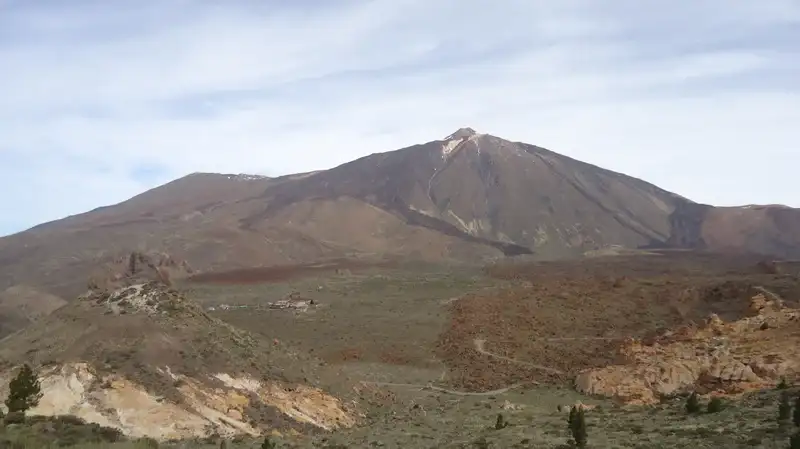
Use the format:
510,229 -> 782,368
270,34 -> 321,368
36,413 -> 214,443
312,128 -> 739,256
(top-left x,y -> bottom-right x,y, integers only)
1,0 -> 799,235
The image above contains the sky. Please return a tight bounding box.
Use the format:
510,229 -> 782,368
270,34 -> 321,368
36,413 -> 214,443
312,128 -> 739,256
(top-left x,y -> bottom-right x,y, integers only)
1,0 -> 799,236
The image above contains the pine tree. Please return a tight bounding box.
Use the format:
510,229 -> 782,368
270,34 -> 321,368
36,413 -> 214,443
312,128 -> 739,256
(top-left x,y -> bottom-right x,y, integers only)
794,395 -> 800,428
568,405 -> 577,428
779,392 -> 792,425
790,432 -> 800,449
4,364 -> 42,414
707,397 -> 724,414
495,413 -> 508,430
568,406 -> 588,449
261,436 -> 277,449
685,392 -> 701,415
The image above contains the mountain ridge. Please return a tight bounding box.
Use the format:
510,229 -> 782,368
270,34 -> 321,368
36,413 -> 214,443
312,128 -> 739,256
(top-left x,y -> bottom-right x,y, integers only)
1,127 -> 799,298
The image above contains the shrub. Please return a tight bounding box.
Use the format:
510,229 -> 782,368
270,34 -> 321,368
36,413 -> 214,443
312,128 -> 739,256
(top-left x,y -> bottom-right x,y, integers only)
3,412 -> 25,425
794,395 -> 800,428
495,413 -> 508,430
568,406 -> 588,449
54,415 -> 87,426
685,392 -> 701,414
780,393 -> 792,425
778,378 -> 790,390
791,432 -> 800,449
707,397 -> 724,413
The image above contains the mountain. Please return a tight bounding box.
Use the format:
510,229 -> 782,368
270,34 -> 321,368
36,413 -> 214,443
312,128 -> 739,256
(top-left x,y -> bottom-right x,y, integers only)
1,128 -> 799,297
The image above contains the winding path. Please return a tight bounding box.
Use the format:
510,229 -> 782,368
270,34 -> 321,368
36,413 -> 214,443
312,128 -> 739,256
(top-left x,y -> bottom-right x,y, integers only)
360,381 -> 524,396
754,285 -> 784,303
359,336 -> 624,396
471,336 -> 624,375
472,339 -> 566,375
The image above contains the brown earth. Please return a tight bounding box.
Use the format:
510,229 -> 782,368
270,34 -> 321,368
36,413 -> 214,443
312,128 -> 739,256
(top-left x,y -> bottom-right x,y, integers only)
436,251 -> 800,392
187,258 -> 397,285
1,128 -> 799,298
0,285 -> 67,338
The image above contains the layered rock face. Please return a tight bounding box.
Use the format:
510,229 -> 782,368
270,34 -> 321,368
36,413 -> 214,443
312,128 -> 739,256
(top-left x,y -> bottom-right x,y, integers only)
575,293 -> 800,404
0,363 -> 354,440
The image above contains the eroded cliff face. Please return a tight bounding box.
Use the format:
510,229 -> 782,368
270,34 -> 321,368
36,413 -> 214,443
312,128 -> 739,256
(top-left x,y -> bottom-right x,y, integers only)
575,293 -> 800,405
0,363 -> 355,440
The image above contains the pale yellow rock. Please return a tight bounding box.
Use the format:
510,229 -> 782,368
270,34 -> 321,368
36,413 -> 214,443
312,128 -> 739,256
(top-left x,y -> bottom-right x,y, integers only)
575,294 -> 800,405
0,363 -> 354,441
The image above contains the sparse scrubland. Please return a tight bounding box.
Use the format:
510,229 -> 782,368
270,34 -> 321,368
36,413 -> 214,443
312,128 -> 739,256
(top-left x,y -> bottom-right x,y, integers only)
1,251 -> 799,448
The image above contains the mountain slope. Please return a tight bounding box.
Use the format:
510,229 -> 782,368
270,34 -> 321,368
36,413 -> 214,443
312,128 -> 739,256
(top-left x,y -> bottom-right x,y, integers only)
0,285 -> 66,338
244,128 -> 688,258
666,203 -> 800,259
1,128 -> 798,297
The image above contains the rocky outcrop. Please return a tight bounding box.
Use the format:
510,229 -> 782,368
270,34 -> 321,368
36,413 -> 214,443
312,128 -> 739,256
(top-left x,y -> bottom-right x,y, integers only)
575,293 -> 800,404
83,281 -> 204,317
0,363 -> 354,440
87,251 -> 193,292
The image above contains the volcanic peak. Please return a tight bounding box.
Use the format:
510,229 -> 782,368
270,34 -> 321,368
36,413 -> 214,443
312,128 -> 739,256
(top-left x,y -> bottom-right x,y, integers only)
444,127 -> 478,140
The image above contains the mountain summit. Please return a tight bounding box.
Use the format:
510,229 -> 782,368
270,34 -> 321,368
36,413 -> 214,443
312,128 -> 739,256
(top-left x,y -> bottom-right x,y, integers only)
1,129 -> 799,296
444,127 -> 478,140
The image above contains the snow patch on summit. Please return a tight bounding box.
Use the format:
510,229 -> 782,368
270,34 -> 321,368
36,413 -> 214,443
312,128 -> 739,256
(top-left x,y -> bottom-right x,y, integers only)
444,127 -> 478,140
442,139 -> 462,157
440,129 -> 485,159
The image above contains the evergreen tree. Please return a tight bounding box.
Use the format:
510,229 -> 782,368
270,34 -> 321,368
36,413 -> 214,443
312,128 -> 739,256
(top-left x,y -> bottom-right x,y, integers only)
790,432 -> 800,449
568,405 -> 577,429
495,413 -> 508,430
685,392 -> 701,415
4,364 -> 42,414
707,397 -> 724,414
794,395 -> 800,428
568,406 -> 588,449
779,392 -> 792,425
261,436 -> 277,449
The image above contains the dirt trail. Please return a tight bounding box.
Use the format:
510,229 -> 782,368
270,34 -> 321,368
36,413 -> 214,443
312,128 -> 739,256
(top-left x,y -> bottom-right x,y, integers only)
359,336 -> 621,395
754,285 -> 784,303
360,381 -> 523,396
473,339 -> 565,375
471,337 -> 624,375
